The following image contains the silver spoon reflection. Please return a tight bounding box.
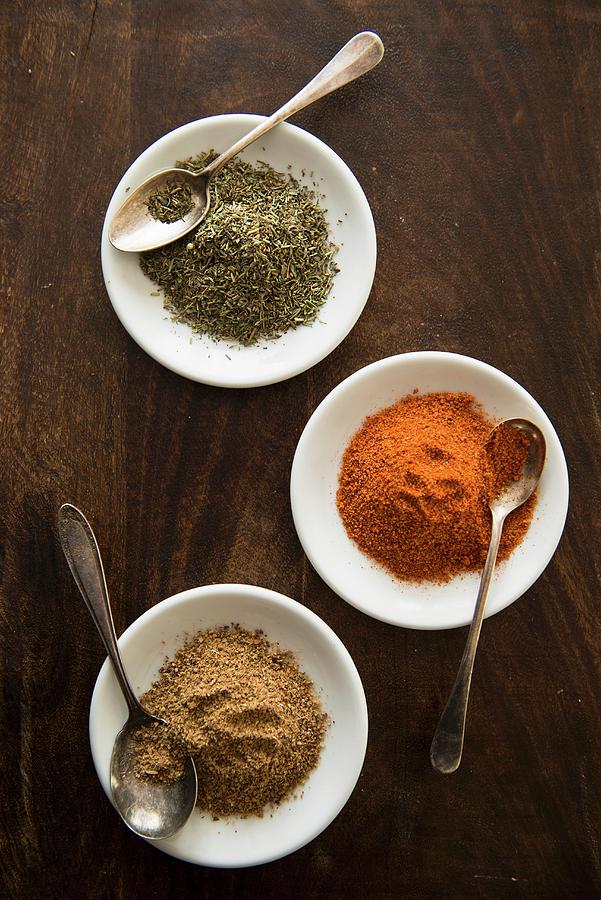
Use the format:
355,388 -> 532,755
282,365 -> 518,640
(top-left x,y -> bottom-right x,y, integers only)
430,419 -> 546,774
58,503 -> 197,839
108,31 -> 384,252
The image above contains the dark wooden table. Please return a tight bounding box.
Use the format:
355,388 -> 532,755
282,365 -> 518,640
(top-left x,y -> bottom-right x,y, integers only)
2,1 -> 600,897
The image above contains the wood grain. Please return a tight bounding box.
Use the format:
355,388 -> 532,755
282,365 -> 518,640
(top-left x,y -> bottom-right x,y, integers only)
1,1 -> 600,897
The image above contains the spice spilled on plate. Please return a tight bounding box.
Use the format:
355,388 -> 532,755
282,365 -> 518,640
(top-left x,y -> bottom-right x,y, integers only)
140,152 -> 339,345
336,391 -> 537,584
132,625 -> 328,818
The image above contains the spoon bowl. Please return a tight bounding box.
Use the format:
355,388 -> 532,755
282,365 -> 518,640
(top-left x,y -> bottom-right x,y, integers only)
490,418 -> 546,514
58,503 -> 198,839
108,168 -> 210,252
110,719 -> 197,840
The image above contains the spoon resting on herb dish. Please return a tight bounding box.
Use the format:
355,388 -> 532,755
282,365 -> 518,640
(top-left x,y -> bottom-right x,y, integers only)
108,31 -> 383,252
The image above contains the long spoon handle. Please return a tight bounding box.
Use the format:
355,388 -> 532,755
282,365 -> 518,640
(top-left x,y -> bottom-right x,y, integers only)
204,31 -> 384,178
58,503 -> 145,719
430,511 -> 506,773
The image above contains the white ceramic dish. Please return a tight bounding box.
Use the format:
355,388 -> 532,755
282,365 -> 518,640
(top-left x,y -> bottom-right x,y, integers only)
101,114 -> 376,388
89,584 -> 368,867
290,351 -> 569,630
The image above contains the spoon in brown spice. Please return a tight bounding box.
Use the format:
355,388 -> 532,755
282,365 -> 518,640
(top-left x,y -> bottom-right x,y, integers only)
430,419 -> 546,774
58,503 -> 197,838
108,31 -> 384,252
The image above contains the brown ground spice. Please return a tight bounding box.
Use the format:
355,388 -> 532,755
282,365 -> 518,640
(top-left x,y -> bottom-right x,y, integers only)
133,625 -> 328,818
336,392 -> 536,584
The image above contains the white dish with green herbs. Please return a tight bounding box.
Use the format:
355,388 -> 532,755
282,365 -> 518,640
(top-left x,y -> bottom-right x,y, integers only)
101,114 -> 376,388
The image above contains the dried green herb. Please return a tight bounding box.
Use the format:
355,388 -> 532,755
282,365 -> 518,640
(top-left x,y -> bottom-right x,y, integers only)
140,152 -> 339,345
147,179 -> 193,223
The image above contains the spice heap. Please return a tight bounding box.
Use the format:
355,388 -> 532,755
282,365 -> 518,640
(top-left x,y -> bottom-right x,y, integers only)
336,392 -> 536,584
140,152 -> 339,345
147,179 -> 193,223
133,625 -> 328,818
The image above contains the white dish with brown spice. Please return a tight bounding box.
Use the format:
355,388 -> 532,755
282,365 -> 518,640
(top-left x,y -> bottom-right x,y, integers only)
89,584 -> 368,867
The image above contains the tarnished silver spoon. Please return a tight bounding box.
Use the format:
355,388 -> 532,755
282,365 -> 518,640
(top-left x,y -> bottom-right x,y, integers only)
430,419 -> 546,774
108,31 -> 384,252
58,503 -> 197,839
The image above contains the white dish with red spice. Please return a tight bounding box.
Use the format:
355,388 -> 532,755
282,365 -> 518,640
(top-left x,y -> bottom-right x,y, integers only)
89,584 -> 368,867
101,114 -> 376,388
290,351 -> 569,630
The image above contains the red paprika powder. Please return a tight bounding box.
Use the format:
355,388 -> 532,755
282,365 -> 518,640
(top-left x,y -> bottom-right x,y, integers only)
336,392 -> 536,584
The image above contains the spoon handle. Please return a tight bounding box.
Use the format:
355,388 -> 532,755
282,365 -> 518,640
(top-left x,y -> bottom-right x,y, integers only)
430,511 -> 506,774
58,503 -> 146,720
204,31 -> 384,179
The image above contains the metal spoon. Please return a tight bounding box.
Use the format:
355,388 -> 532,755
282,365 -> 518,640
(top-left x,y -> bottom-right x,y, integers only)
108,31 -> 384,252
430,419 -> 546,774
58,503 -> 197,839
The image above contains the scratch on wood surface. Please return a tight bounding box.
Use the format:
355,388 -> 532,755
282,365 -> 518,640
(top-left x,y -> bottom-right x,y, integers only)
85,0 -> 99,53
18,686 -> 41,864
474,874 -> 520,882
578,758 -> 601,876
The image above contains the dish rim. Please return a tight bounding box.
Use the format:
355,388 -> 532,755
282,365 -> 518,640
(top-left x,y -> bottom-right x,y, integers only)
88,582 -> 369,867
290,350 -> 570,629
100,113 -> 377,388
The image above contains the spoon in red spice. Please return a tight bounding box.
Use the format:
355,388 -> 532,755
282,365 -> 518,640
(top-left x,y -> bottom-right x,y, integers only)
430,419 -> 546,774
